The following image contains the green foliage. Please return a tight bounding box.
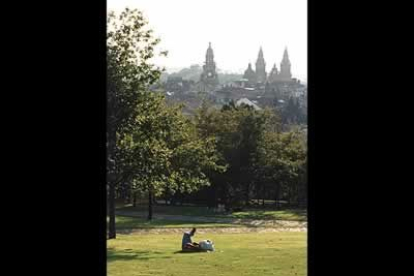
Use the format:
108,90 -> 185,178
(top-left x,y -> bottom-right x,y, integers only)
193,101 -> 307,209
194,102 -> 273,207
255,129 -> 307,206
282,96 -> 306,125
107,8 -> 166,188
107,7 -> 169,237
119,97 -> 224,199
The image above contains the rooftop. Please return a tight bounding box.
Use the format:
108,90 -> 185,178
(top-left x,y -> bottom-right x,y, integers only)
236,98 -> 262,110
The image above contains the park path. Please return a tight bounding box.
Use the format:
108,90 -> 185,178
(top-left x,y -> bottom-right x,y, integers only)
115,210 -> 307,233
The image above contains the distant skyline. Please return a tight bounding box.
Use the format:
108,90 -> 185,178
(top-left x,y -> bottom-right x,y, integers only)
108,0 -> 307,82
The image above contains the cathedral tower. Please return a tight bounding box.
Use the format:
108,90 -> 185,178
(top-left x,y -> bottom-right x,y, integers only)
279,47 -> 292,82
199,42 -> 219,91
243,63 -> 256,84
268,63 -> 279,83
255,47 -> 267,84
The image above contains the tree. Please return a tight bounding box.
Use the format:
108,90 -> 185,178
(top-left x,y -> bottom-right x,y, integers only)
193,100 -> 226,208
106,8 -> 166,239
121,99 -> 225,220
192,100 -> 306,210
194,102 -> 270,210
255,129 -> 306,209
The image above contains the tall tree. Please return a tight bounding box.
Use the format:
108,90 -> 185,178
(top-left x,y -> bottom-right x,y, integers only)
106,8 -> 166,238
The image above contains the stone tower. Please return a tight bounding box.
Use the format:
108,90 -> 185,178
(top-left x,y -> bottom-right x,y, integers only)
243,63 -> 256,84
268,63 -> 279,83
255,47 -> 267,84
279,47 -> 292,82
199,42 -> 219,91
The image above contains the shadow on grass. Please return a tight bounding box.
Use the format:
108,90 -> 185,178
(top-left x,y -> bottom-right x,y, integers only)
227,209 -> 307,221
115,205 -> 307,222
107,248 -> 172,262
173,250 -> 209,254
111,216 -> 239,232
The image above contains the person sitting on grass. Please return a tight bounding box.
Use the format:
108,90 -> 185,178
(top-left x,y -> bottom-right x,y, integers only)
182,228 -> 200,251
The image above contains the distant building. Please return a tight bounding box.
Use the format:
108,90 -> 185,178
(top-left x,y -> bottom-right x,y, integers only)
278,48 -> 292,82
236,98 -> 262,110
268,64 -> 279,83
243,47 -> 295,85
255,47 -> 267,83
243,64 -> 256,85
198,42 -> 219,92
184,44 -> 307,115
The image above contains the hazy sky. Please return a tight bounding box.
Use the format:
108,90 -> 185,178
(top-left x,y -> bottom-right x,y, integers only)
108,0 -> 307,82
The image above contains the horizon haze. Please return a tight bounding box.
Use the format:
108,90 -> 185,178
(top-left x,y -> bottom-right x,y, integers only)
108,0 -> 307,82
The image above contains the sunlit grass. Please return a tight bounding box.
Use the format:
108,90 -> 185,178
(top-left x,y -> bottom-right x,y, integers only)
108,232 -> 306,276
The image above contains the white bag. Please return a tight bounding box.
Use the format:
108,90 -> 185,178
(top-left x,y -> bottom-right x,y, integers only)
199,240 -> 215,251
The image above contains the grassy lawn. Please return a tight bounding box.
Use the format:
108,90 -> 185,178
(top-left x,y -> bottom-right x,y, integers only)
107,232 -> 307,276
109,216 -> 240,230
117,205 -> 307,221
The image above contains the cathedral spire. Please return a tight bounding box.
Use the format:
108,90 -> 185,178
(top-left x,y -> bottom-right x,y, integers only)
255,46 -> 267,83
206,42 -> 214,64
280,47 -> 292,82
200,42 -> 218,92
282,47 -> 290,63
258,47 -> 264,58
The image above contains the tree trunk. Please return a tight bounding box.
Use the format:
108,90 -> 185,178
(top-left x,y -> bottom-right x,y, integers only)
296,183 -> 300,207
124,186 -> 131,204
288,183 -> 293,208
107,87 -> 117,239
108,181 -> 116,239
148,190 -> 153,220
133,191 -> 137,207
244,183 -> 250,206
180,193 -> 184,206
275,183 -> 281,210
287,186 -> 291,206
107,129 -> 117,239
209,183 -> 217,209
262,184 -> 265,208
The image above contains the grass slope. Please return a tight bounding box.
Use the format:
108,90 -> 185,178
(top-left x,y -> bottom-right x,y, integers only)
108,232 -> 306,276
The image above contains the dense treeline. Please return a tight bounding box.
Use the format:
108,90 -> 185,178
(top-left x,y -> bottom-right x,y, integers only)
159,100 -> 307,210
